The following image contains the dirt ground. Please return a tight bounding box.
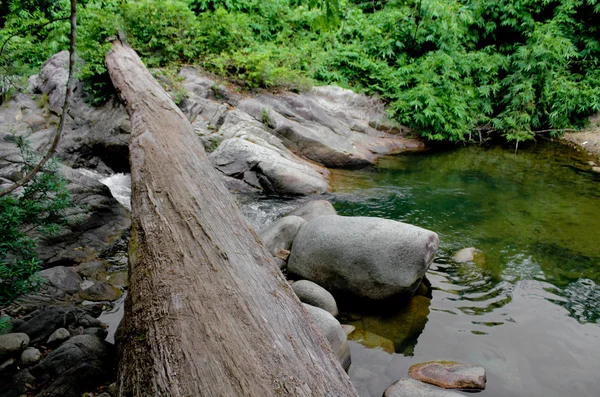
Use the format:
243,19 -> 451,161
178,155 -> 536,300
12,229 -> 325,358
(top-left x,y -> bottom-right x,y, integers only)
562,114 -> 600,162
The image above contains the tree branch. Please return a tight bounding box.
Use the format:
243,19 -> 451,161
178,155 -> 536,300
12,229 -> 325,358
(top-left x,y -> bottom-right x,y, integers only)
0,0 -> 76,199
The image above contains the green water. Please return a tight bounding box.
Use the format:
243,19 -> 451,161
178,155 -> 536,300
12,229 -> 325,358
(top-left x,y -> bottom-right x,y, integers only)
330,141 -> 600,397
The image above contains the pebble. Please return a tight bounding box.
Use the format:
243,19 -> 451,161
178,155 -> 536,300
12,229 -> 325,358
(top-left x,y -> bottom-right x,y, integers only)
409,360 -> 486,390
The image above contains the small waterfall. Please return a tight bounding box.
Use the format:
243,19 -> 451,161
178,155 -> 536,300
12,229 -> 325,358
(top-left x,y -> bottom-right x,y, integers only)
78,168 -> 131,210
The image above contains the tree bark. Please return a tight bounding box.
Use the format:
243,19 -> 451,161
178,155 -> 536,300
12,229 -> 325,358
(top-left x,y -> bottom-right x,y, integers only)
105,39 -> 358,397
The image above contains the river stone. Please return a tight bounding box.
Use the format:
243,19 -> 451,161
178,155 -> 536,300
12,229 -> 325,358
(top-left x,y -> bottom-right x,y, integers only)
16,307 -> 90,345
453,247 -> 486,266
0,333 -> 29,353
348,329 -> 395,354
107,270 -> 128,287
287,200 -> 337,222
30,334 -> 111,381
302,303 -> 351,370
0,369 -> 36,397
83,327 -> 108,340
592,166 -> 600,173
384,378 -> 465,397
38,266 -> 83,294
288,216 -> 439,302
47,327 -> 71,345
341,324 -> 355,336
76,261 -> 106,278
292,280 -> 339,317
259,216 -> 307,257
409,361 -> 486,390
80,281 -> 123,301
20,347 -> 42,365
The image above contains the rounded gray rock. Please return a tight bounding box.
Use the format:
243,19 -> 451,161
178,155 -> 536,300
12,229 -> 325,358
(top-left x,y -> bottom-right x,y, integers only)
47,327 -> 71,345
259,216 -> 306,257
289,216 -> 439,301
287,200 -> 337,222
292,280 -> 339,317
20,347 -> 42,365
384,378 -> 465,397
302,303 -> 351,370
38,266 -> 83,294
0,333 -> 30,353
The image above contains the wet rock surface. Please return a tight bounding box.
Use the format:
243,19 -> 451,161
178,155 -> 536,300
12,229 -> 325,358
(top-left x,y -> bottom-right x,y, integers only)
408,361 -> 486,390
383,378 -> 466,397
286,199 -> 337,222
303,303 -> 351,370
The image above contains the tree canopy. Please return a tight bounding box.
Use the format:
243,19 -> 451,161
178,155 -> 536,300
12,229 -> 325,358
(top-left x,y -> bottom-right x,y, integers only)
1,0 -> 599,142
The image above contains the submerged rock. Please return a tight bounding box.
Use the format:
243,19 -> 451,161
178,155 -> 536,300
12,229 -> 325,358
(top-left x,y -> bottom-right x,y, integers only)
288,216 -> 439,302
287,200 -> 337,222
303,303 -> 351,370
384,378 -> 465,397
408,361 -> 486,390
292,280 -> 339,317
453,247 -> 486,266
259,215 -> 306,258
347,329 -> 395,354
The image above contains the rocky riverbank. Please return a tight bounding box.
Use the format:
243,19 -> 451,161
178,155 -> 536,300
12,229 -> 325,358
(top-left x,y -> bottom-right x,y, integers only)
562,114 -> 600,171
0,50 -> 434,396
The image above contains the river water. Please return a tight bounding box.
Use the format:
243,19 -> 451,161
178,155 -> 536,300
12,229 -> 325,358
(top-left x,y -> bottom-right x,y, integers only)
329,141 -> 600,397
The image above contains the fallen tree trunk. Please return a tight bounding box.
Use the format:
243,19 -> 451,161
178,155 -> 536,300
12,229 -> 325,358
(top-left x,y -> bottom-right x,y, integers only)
105,39 -> 358,397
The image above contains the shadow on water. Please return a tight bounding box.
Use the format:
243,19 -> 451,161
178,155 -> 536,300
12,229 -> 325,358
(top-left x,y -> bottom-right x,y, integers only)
331,141 -> 600,397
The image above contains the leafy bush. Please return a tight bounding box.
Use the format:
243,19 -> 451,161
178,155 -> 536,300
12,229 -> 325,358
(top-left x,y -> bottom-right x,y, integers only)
0,138 -> 71,303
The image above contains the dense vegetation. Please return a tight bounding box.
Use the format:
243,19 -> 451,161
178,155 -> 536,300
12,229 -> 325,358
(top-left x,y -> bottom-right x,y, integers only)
0,139 -> 71,303
1,0 -> 599,142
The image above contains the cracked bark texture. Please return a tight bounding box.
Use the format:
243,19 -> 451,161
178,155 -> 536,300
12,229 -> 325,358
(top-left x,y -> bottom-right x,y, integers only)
105,40 -> 357,397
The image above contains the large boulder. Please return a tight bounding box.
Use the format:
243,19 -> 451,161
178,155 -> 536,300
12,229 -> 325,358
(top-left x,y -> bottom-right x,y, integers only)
210,137 -> 328,196
302,304 -> 351,370
259,215 -> 306,257
288,216 -> 439,302
287,200 -> 337,222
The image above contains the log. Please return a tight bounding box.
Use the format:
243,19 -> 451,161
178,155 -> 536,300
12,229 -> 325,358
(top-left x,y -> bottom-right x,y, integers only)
105,39 -> 358,397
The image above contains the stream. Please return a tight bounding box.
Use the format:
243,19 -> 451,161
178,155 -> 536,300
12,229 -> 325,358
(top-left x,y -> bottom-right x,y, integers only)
329,140 -> 600,397
89,140 -> 600,396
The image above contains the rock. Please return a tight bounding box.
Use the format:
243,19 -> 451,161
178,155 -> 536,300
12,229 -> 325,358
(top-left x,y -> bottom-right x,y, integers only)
592,166 -> 600,173
20,347 -> 42,365
16,307 -> 90,345
0,369 -> 36,397
346,295 -> 430,355
47,327 -> 71,346
83,327 -> 108,340
341,324 -> 355,336
0,357 -> 15,372
36,361 -> 110,397
287,200 -> 337,222
210,137 -> 329,196
453,247 -> 486,266
383,378 -> 465,397
288,216 -> 439,302
35,51 -> 69,114
0,333 -> 30,353
348,329 -> 395,354
292,280 -> 339,317
302,303 -> 351,370
408,361 -> 486,390
80,281 -> 123,301
259,216 -> 307,257
76,314 -> 106,329
76,261 -> 107,278
107,270 -> 128,287
38,266 -> 83,294
30,334 -> 111,381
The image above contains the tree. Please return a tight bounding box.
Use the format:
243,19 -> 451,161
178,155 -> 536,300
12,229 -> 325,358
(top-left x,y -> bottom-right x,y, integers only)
105,38 -> 358,397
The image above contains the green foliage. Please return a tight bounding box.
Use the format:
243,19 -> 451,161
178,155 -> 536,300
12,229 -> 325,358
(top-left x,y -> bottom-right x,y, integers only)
1,0 -> 599,141
0,137 -> 72,303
